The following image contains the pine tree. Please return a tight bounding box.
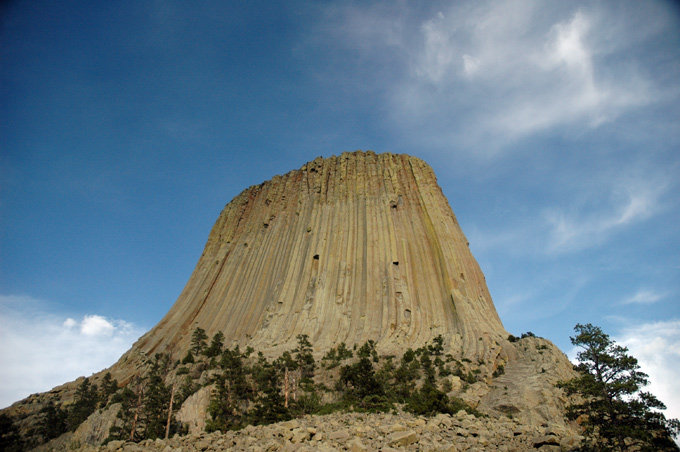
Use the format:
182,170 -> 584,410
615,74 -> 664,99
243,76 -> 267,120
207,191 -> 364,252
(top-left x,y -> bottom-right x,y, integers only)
394,349 -> 419,401
108,379 -> 145,442
405,348 -> 453,416
176,375 -> 199,406
0,413 -> 24,452
38,401 -> 68,441
100,372 -> 119,406
204,331 -> 225,358
66,377 -> 99,431
190,327 -> 208,355
559,323 -> 680,451
206,346 -> 252,432
181,350 -> 195,364
293,334 -> 315,383
143,354 -> 173,440
250,356 -> 291,425
338,341 -> 391,412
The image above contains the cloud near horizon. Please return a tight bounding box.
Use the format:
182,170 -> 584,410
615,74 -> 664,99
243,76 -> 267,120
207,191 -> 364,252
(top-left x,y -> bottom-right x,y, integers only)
567,320 -> 680,422
617,320 -> 680,421
0,295 -> 146,409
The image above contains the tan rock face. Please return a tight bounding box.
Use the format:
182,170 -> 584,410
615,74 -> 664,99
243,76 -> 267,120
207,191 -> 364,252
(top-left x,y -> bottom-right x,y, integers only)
123,151 -> 507,374
176,385 -> 213,434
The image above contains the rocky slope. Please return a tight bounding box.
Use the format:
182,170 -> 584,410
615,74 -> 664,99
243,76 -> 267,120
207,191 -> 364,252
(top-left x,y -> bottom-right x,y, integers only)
53,409 -> 583,452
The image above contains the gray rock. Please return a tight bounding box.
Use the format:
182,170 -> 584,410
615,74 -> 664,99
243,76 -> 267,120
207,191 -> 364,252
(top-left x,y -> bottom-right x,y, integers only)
327,429 -> 350,442
106,440 -> 125,450
532,434 -> 561,448
193,439 -> 211,451
387,430 -> 418,447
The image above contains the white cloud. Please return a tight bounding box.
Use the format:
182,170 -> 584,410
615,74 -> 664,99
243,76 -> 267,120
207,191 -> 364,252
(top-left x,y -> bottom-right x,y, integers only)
416,12 -> 457,83
623,289 -> 666,305
462,54 -> 480,77
80,314 -> 115,336
327,1 -> 665,155
545,178 -> 665,253
616,320 -> 680,421
0,295 -> 146,409
564,320 -> 680,424
545,11 -> 592,77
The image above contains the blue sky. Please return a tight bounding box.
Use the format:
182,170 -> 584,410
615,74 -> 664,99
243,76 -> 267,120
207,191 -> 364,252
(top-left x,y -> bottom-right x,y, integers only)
1,0 -> 679,416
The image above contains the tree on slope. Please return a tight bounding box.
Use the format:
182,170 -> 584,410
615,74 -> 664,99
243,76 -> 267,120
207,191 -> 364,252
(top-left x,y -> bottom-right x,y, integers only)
143,355 -> 173,440
559,323 -> 679,451
107,379 -> 145,442
206,346 -> 252,432
191,327 -> 208,355
250,356 -> 291,425
66,377 -> 99,431
0,413 -> 24,452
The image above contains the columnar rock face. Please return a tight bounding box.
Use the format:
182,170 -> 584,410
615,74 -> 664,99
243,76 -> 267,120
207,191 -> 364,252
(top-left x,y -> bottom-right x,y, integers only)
128,151 -> 507,366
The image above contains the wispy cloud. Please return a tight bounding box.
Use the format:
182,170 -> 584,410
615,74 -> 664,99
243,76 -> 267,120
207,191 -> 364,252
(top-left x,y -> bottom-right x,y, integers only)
623,289 -> 667,305
325,1 -> 665,156
544,178 -> 666,253
0,295 -> 145,409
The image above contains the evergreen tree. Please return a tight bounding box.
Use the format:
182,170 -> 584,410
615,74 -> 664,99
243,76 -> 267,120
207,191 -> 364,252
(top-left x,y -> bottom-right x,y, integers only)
559,323 -> 680,451
336,342 -> 353,361
428,334 -> 445,356
108,378 -> 145,442
143,354 -> 174,440
250,357 -> 291,425
393,349 -> 419,401
190,327 -> 208,355
403,343 -> 455,416
293,334 -> 315,383
38,401 -> 68,441
206,346 -> 252,432
66,377 -> 99,431
181,350 -> 195,364
204,331 -> 225,358
0,413 -> 24,452
338,341 -> 391,411
405,378 -> 453,416
100,372 -> 119,406
177,375 -> 199,406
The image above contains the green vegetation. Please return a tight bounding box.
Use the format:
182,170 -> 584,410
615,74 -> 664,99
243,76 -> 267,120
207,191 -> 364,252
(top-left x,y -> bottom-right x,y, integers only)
190,327 -> 208,355
204,331 -> 225,359
34,329 -> 484,446
107,354 -> 180,443
66,378 -> 99,431
0,413 -> 24,452
558,323 -> 679,451
35,372 -> 120,444
508,331 -> 538,343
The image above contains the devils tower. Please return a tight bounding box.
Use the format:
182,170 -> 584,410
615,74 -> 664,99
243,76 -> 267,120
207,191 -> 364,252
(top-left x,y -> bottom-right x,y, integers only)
128,151 -> 506,365
4,151 -> 579,450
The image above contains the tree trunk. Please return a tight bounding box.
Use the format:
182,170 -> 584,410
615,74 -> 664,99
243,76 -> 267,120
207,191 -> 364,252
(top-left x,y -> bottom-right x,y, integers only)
165,383 -> 175,439
284,367 -> 289,408
130,380 -> 143,442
